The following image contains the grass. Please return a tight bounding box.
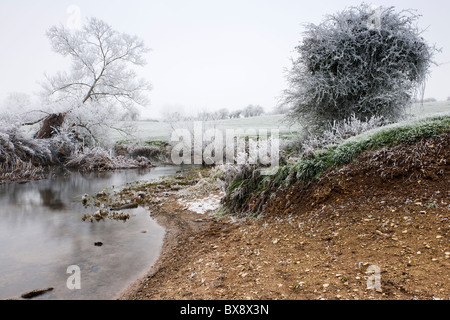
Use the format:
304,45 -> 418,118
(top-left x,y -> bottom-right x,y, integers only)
222,113 -> 450,215
112,114 -> 302,143
286,113 -> 450,182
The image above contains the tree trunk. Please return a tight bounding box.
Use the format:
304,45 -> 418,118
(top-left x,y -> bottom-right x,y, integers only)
34,113 -> 66,139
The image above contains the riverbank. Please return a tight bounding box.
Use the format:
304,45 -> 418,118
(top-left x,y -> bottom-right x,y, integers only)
118,132 -> 449,300
0,151 -> 155,186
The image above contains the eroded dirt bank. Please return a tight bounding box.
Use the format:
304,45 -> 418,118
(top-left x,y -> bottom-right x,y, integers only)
120,133 -> 449,300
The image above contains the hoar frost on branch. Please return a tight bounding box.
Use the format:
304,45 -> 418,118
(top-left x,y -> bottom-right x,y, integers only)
283,4 -> 436,134
40,17 -> 151,146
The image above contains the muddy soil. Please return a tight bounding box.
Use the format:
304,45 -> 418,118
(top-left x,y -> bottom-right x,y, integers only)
120,133 -> 449,300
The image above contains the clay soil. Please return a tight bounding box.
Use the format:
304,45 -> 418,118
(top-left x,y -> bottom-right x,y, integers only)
120,133 -> 449,300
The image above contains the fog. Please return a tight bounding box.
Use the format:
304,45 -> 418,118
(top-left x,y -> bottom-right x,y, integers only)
0,0 -> 449,119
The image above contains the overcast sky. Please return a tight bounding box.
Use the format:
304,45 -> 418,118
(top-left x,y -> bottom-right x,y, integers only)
0,0 -> 449,119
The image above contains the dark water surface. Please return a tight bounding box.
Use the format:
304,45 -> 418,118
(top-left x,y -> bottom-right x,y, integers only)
0,166 -> 182,300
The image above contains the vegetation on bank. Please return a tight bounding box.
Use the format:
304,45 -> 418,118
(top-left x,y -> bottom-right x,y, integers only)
221,114 -> 450,216
216,3 -> 438,217
0,123 -> 156,184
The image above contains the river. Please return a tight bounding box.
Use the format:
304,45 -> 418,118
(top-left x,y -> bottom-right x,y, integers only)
0,166 -> 182,300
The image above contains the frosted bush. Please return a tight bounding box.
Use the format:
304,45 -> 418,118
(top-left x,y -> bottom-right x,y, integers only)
0,123 -> 53,167
295,114 -> 386,157
1,116 -> 79,174
283,4 -> 436,134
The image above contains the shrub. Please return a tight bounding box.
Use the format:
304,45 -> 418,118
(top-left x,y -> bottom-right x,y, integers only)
128,145 -> 161,159
283,4 -> 435,134
0,122 -> 77,167
290,114 -> 386,157
65,147 -> 152,172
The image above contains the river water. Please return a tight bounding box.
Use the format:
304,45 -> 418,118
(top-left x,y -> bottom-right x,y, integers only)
0,166 -> 182,300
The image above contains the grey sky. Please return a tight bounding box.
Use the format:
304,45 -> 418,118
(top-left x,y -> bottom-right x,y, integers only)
0,0 -> 449,119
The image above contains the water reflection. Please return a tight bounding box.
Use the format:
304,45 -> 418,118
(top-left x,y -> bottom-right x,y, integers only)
0,166 -> 181,300
39,189 -> 65,210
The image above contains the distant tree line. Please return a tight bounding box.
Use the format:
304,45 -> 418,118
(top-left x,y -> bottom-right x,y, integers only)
162,104 -> 265,122
414,97 -> 437,103
412,97 -> 450,103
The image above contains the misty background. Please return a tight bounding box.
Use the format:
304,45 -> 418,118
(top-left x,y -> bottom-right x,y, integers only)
0,0 -> 449,120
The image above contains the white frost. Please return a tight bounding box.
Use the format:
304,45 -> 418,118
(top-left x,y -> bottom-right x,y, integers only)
179,193 -> 224,214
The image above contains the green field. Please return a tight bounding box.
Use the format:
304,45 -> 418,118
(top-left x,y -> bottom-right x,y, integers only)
409,100 -> 450,116
114,114 -> 301,143
115,101 -> 450,143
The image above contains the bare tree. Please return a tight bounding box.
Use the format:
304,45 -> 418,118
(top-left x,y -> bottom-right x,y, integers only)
38,17 -> 151,145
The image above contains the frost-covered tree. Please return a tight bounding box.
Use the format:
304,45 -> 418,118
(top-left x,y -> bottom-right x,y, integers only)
1,92 -> 32,125
283,4 -> 435,133
2,92 -> 31,111
215,108 -> 230,120
242,105 -> 264,118
38,17 -> 151,146
273,104 -> 290,115
229,110 -> 242,119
